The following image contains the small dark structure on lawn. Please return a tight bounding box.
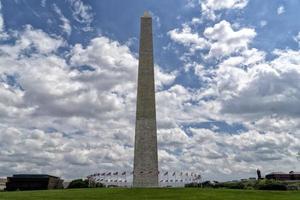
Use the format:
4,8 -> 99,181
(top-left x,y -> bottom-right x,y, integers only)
6,174 -> 63,191
265,171 -> 300,181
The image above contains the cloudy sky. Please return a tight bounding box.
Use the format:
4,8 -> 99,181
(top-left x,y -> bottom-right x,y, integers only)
0,0 -> 300,181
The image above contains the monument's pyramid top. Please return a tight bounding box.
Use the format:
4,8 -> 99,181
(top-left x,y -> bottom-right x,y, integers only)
143,11 -> 151,18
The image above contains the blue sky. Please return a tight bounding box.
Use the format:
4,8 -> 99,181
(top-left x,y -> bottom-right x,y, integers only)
1,0 -> 300,182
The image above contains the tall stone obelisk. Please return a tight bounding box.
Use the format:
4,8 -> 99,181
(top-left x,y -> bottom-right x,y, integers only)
133,11 -> 158,188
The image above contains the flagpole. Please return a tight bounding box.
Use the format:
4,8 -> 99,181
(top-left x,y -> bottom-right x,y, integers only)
167,171 -> 169,187
117,172 -> 119,187
175,172 -> 177,187
124,171 -> 127,187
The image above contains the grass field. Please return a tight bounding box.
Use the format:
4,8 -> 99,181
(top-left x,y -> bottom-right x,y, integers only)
1,188 -> 300,200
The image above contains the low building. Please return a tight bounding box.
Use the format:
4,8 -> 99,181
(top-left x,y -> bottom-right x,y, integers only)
6,174 -> 63,191
265,171 -> 300,181
0,178 -> 7,190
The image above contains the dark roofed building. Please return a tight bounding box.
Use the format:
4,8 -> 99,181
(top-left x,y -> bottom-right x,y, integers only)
265,171 -> 300,181
6,174 -> 63,191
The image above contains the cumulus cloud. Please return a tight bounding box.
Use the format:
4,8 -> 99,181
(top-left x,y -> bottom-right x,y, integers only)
169,20 -> 256,59
167,11 -> 300,178
20,25 -> 64,54
204,20 -> 256,59
1,0 -> 300,182
168,127 -> 300,179
0,34 -> 137,178
168,24 -> 209,53
201,0 -> 249,20
218,49 -> 300,122
155,67 -> 177,90
70,37 -> 138,91
0,22 -> 180,179
185,45 -> 300,145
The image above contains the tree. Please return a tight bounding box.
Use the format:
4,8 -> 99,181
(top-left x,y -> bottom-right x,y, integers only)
68,179 -> 89,189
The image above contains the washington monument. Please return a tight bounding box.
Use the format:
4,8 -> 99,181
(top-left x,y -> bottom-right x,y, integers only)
133,11 -> 159,187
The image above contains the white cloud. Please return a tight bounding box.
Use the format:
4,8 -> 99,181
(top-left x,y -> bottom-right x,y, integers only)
156,84 -> 217,131
149,12 -> 161,28
174,127 -> 300,179
201,0 -> 249,20
165,9 -> 300,178
205,47 -> 300,136
69,37 -> 138,92
260,20 -> 267,28
168,24 -> 209,53
191,17 -> 202,25
155,67 -> 177,90
2,1 -> 300,181
169,20 -> 256,59
0,24 -> 181,179
0,26 -> 137,177
185,0 -> 197,8
277,5 -> 285,15
41,0 -> 46,7
0,0 -> 7,39
19,25 -> 64,54
293,32 -> 300,46
204,20 -> 256,58
53,4 -> 72,36
68,0 -> 94,31
0,0 -> 3,32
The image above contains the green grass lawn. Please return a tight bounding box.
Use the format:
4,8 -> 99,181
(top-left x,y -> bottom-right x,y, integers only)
0,188 -> 300,200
